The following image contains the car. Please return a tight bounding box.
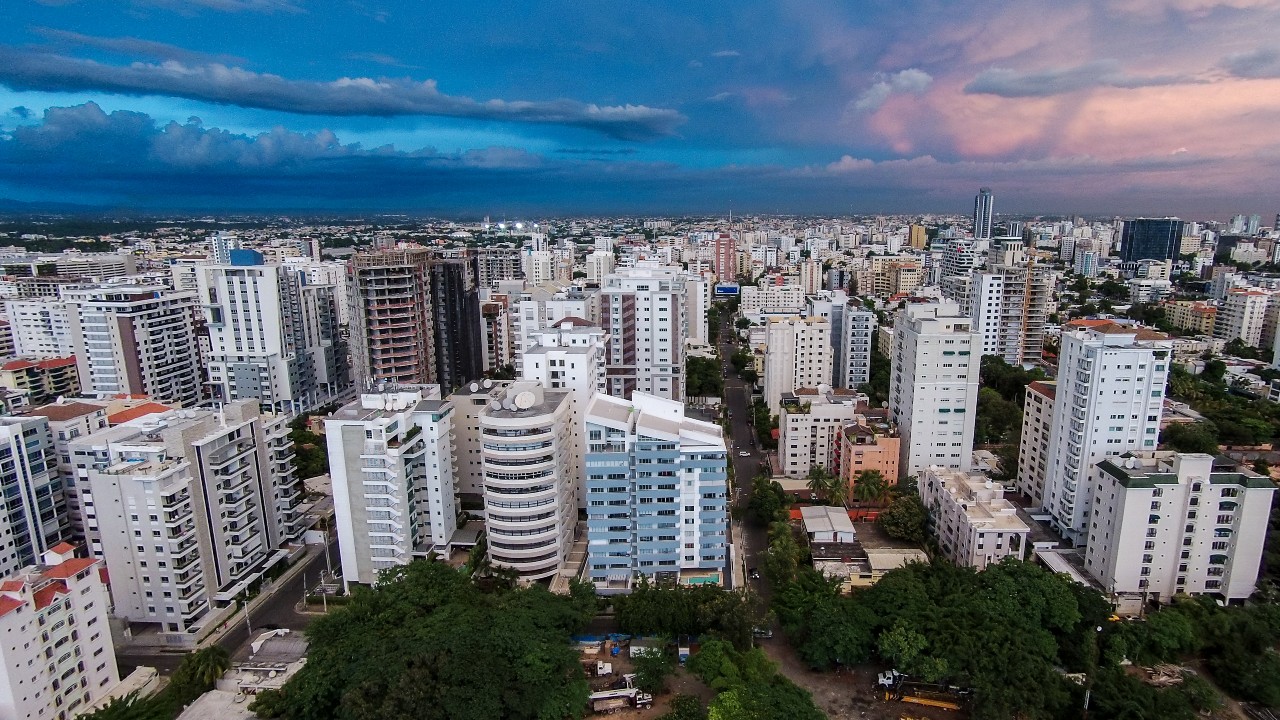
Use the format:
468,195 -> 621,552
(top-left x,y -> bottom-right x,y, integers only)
738,450 -> 751,457
748,567 -> 761,580
752,626 -> 773,639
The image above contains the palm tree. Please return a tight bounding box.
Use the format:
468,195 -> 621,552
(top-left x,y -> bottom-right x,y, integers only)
182,646 -> 231,688
826,475 -> 850,508
853,470 -> 888,505
805,466 -> 832,503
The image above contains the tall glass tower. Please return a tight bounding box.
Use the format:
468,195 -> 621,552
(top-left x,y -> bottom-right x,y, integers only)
1119,218 -> 1185,262
973,187 -> 994,240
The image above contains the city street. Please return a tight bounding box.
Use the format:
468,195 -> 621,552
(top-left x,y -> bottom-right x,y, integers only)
117,536 -> 340,674
718,316 -> 769,598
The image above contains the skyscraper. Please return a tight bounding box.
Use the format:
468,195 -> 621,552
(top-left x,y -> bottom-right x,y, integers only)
0,417 -> 66,577
428,258 -> 484,394
1118,218 -> 1186,263
973,187 -> 994,240
600,263 -> 687,400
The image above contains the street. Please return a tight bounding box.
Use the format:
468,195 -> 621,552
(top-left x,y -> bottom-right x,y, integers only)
718,316 -> 769,600
117,536 -> 340,674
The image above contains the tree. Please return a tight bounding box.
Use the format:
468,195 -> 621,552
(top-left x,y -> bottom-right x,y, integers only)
1160,421 -> 1219,454
852,469 -> 887,505
686,357 -> 724,397
746,475 -> 788,526
659,695 -> 708,720
181,646 -> 231,688
735,318 -> 752,330
878,493 -> 927,544
804,466 -> 830,501
632,649 -> 676,694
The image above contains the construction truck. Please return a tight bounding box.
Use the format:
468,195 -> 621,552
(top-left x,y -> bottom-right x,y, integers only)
582,660 -> 613,677
876,669 -> 970,712
589,687 -> 654,714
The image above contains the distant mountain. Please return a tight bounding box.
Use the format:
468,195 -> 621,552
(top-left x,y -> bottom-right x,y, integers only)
0,198 -> 99,214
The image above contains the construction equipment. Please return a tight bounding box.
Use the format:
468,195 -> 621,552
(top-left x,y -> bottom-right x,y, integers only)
876,669 -> 970,712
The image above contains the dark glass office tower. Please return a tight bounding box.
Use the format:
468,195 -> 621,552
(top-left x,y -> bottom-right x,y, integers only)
1118,218 -> 1185,262
973,187 -> 994,240
428,259 -> 484,393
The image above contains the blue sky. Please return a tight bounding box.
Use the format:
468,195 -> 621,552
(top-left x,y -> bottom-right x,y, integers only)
2,0 -> 1279,215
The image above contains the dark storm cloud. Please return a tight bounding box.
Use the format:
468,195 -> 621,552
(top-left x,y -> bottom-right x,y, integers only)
0,48 -> 687,141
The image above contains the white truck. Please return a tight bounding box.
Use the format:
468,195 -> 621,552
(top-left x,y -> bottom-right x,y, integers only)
589,687 -> 654,714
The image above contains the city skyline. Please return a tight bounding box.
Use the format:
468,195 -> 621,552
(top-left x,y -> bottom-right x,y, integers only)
2,1 -> 1280,214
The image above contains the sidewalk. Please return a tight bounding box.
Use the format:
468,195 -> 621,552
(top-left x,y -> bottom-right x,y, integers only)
198,543 -> 321,650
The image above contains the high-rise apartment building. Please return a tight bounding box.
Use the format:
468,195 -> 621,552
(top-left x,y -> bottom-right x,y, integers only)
600,264 -> 687,401
326,387 -> 458,586
888,303 -> 981,475
479,381 -> 575,581
0,357 -> 80,405
198,251 -> 348,416
908,224 -> 928,250
966,244 -> 1054,366
973,187 -> 994,240
63,285 -> 201,407
714,233 -> 736,281
1085,452 -> 1274,609
0,545 -> 119,720
71,401 -> 302,642
1015,381 -> 1055,502
27,400 -> 109,544
1118,218 -> 1186,263
511,283 -> 598,367
471,246 -> 524,289
763,316 -> 832,415
584,392 -> 728,593
428,258 -> 484,394
1039,321 -> 1171,545
0,417 -> 67,577
3,299 -> 73,358
1212,289 -> 1273,347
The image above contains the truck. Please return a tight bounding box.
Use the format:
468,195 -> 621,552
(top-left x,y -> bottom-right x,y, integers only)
876,669 -> 970,712
589,688 -> 653,714
582,660 -> 613,677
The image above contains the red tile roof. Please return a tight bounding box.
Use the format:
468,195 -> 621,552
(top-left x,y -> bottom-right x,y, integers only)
0,579 -> 25,592
108,402 -> 173,424
48,541 -> 79,555
30,403 -> 105,422
1027,381 -> 1057,400
42,558 -> 96,580
33,581 -> 67,610
0,595 -> 24,618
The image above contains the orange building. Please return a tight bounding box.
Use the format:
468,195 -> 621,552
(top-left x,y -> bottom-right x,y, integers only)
835,415 -> 901,492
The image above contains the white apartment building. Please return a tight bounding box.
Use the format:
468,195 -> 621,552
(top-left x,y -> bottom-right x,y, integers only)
0,546 -> 119,720
71,401 -> 301,643
0,416 -> 68,578
520,319 -> 606,510
966,263 -> 1054,367
888,303 -> 981,475
740,283 -> 805,317
779,388 -> 863,478
763,316 -> 832,416
940,239 -> 981,280
799,260 -> 823,295
283,258 -> 352,325
1129,278 -> 1174,305
585,251 -> 615,285
1040,321 -> 1171,546
1086,453 -> 1275,609
1015,381 -> 1056,503
1213,289 -> 1273,347
840,306 -> 877,389
28,400 -> 110,544
198,255 -> 347,416
326,387 -> 459,587
920,466 -> 1030,570
479,381 -> 575,581
4,299 -> 73,358
446,380 -> 510,501
511,283 -> 598,368
63,285 -> 201,407
684,274 -> 710,345
584,392 -> 728,592
600,264 -> 687,401
521,250 -> 556,286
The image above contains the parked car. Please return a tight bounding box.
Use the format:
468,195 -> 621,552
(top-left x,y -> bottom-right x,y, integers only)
738,450 -> 751,457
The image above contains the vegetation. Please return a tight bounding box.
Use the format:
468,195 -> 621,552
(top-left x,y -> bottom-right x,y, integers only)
851,469 -> 888,505
1166,364 -> 1280,447
83,647 -> 230,720
686,639 -> 826,720
745,475 -> 790,526
707,304 -> 721,343
749,398 -> 777,449
687,356 -> 725,398
804,466 -> 847,507
248,560 -> 597,720
288,414 -> 330,479
877,492 -> 927,544
858,348 -> 890,405
613,579 -> 755,650
658,695 -> 708,720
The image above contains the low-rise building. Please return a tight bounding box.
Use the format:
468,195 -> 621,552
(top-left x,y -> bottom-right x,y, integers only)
1163,301 -> 1217,335
835,414 -> 901,488
1085,452 -> 1275,610
779,388 -> 862,479
920,466 -> 1029,569
0,356 -> 79,406
0,545 -> 119,720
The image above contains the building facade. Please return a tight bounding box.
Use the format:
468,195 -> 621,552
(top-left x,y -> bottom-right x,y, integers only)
920,466 -> 1029,570
762,316 -> 832,416
0,417 -> 67,577
600,264 -> 687,401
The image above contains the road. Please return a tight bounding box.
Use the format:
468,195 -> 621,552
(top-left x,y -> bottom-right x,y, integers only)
117,536 -> 340,674
717,317 -> 769,598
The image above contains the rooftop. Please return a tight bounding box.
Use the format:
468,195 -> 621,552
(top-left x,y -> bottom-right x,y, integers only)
29,400 -> 107,422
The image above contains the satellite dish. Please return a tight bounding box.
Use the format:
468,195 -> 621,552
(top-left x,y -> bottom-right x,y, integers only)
482,379 -> 493,389
489,400 -> 502,410
503,399 -> 516,410
514,391 -> 536,410
470,382 -> 479,392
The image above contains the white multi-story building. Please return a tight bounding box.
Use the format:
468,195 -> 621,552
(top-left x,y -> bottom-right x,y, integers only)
585,251 -> 615,286
600,264 -> 687,401
584,392 -> 728,593
1085,452 -> 1274,610
520,319 -> 607,509
763,316 -> 832,415
326,387 -> 459,586
1040,321 -> 1171,545
939,239 -> 981,280
840,306 -> 878,389
63,285 -> 201,407
28,400 -> 110,543
684,274 -> 711,345
888,303 -> 981,475
920,466 -> 1029,569
71,401 -> 301,643
198,253 -> 348,415
1213,289 -> 1273,347
739,283 -> 806,316
0,416 -> 67,577
0,545 -> 119,720
1015,381 -> 1056,503
799,260 -> 823,295
479,381 -> 575,581
283,257 -> 352,325
966,260 -> 1054,367
779,388 -> 863,478
1129,278 -> 1174,305
3,299 -> 73,358
521,250 -> 556,286
511,283 -> 598,367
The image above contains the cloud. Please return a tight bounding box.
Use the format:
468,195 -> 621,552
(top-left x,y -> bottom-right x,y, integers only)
706,92 -> 733,102
343,52 -> 409,67
135,0 -> 303,13
0,49 -> 686,140
710,50 -> 741,58
964,60 -> 1195,97
1222,47 -> 1280,78
851,68 -> 933,113
31,27 -> 245,65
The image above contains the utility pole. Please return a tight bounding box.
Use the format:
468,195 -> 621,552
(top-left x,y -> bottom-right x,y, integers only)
243,588 -> 253,637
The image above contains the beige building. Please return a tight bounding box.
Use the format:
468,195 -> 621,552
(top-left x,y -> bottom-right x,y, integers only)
779,388 -> 862,479
1163,300 -> 1216,335
920,466 -> 1029,569
1015,381 -> 1055,502
763,316 -> 832,415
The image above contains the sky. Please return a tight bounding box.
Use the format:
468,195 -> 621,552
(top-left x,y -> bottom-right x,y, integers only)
1,0 -> 1279,216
